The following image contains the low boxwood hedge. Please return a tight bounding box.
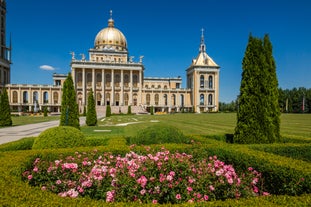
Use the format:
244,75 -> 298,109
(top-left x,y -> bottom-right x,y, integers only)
1,134 -> 311,206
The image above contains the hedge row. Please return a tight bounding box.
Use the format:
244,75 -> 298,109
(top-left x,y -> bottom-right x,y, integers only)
1,134 -> 311,205
249,143 -> 311,162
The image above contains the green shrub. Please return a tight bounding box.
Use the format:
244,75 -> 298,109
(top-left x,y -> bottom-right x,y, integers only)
128,124 -> 188,145
85,137 -> 109,146
32,126 -> 87,149
0,137 -> 35,152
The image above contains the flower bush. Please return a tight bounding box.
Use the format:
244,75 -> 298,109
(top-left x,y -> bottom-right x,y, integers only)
23,148 -> 269,204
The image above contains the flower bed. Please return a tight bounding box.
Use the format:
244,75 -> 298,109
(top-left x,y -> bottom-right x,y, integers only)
23,148 -> 268,204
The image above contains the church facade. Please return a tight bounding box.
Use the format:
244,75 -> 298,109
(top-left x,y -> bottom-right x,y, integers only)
1,5 -> 220,116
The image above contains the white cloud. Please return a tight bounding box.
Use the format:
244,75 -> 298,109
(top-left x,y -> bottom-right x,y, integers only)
39,65 -> 56,71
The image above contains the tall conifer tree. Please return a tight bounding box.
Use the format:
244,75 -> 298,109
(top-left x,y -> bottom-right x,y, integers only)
234,34 -> 280,144
60,73 -> 80,129
0,88 -> 12,126
86,89 -> 97,126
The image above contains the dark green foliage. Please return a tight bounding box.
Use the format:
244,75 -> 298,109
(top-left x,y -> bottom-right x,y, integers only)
83,106 -> 87,116
32,126 -> 86,149
43,106 -> 48,117
234,34 -> 280,144
127,105 -> 131,115
279,87 -> 311,113
106,105 -> 111,117
86,89 -> 97,126
0,87 -> 12,126
59,73 -> 80,129
0,137 -> 35,152
150,106 -> 154,115
128,124 -> 188,145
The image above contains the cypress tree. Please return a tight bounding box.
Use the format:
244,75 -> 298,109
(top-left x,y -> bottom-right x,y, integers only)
106,105 -> 111,117
0,88 -> 12,126
60,73 -> 80,129
150,106 -> 154,115
86,89 -> 97,126
127,105 -> 131,115
234,34 -> 280,144
83,106 -> 86,116
43,106 -> 48,117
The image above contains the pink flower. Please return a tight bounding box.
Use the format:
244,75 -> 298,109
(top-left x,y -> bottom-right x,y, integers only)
33,166 -> 38,172
56,180 -> 62,185
204,195 -> 209,201
263,192 -> 270,196
27,175 -> 33,180
67,188 -> 79,198
41,186 -> 46,191
152,199 -> 158,204
175,194 -> 181,200
166,175 -> 173,182
187,187 -> 193,192
209,185 -> 215,191
140,189 -> 146,195
137,175 -> 148,188
248,167 -> 253,171
106,190 -> 115,202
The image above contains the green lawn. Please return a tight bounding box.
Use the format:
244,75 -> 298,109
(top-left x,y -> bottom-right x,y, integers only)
81,113 -> 311,140
10,115 -> 60,126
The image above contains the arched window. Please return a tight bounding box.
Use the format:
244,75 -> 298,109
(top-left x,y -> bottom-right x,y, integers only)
77,72 -> 82,87
158,85 -> 161,89
164,94 -> 168,106
155,94 -> 159,105
146,94 -> 150,105
180,94 -> 184,106
87,73 -> 92,87
200,75 -> 204,88
133,93 -> 138,106
133,74 -> 138,87
43,92 -> 49,103
106,93 -> 110,105
105,74 -> 111,87
13,91 -> 18,103
115,74 -> 120,87
96,73 -> 102,87
208,76 -> 213,89
208,94 -> 213,105
96,93 -> 102,105
115,93 -> 120,106
124,74 -> 129,87
33,91 -> 39,103
53,92 -> 59,104
23,91 -> 28,103
171,94 -> 176,106
200,94 -> 204,105
164,85 -> 168,89
124,93 -> 129,106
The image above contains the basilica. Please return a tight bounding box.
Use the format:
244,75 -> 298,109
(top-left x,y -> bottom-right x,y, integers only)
1,2 -> 220,116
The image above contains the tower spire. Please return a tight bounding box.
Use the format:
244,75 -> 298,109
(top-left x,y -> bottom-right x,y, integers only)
108,10 -> 114,27
200,28 -> 206,52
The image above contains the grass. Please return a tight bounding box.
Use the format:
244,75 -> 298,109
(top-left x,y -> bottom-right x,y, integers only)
82,113 -> 311,140
10,115 -> 60,126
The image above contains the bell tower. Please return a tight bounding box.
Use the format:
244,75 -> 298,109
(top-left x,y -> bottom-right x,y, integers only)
186,29 -> 220,112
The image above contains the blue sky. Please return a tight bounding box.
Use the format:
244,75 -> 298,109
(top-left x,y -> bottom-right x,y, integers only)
6,0 -> 311,103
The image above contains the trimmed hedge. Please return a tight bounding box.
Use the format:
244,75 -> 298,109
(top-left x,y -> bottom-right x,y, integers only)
128,124 -> 188,145
249,143 -> 311,162
32,126 -> 87,149
0,137 -> 35,152
1,134 -> 311,205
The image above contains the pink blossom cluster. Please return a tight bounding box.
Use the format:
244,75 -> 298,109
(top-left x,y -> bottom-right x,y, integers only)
23,148 -> 269,204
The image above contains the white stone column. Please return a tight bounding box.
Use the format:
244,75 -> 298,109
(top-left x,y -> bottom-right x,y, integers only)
82,68 -> 86,106
130,70 -> 133,105
121,70 -> 124,105
111,70 -> 114,105
102,70 -> 105,105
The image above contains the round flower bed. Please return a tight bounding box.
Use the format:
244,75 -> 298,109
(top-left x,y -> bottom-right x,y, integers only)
23,148 -> 269,204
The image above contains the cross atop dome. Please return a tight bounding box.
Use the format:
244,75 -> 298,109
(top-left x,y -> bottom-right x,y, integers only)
108,10 -> 114,27
200,28 -> 206,53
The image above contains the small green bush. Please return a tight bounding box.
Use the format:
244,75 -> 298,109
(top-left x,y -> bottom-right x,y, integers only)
32,126 -> 86,149
128,124 -> 188,145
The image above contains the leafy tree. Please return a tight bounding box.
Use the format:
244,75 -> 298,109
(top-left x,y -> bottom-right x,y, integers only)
86,89 -> 97,126
234,34 -> 280,144
150,106 -> 154,115
59,73 -> 80,129
127,105 -> 132,115
106,105 -> 111,117
0,88 -> 12,126
83,106 -> 87,116
43,106 -> 48,117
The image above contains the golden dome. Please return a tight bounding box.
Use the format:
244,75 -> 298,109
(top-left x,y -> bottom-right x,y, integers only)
94,16 -> 127,51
